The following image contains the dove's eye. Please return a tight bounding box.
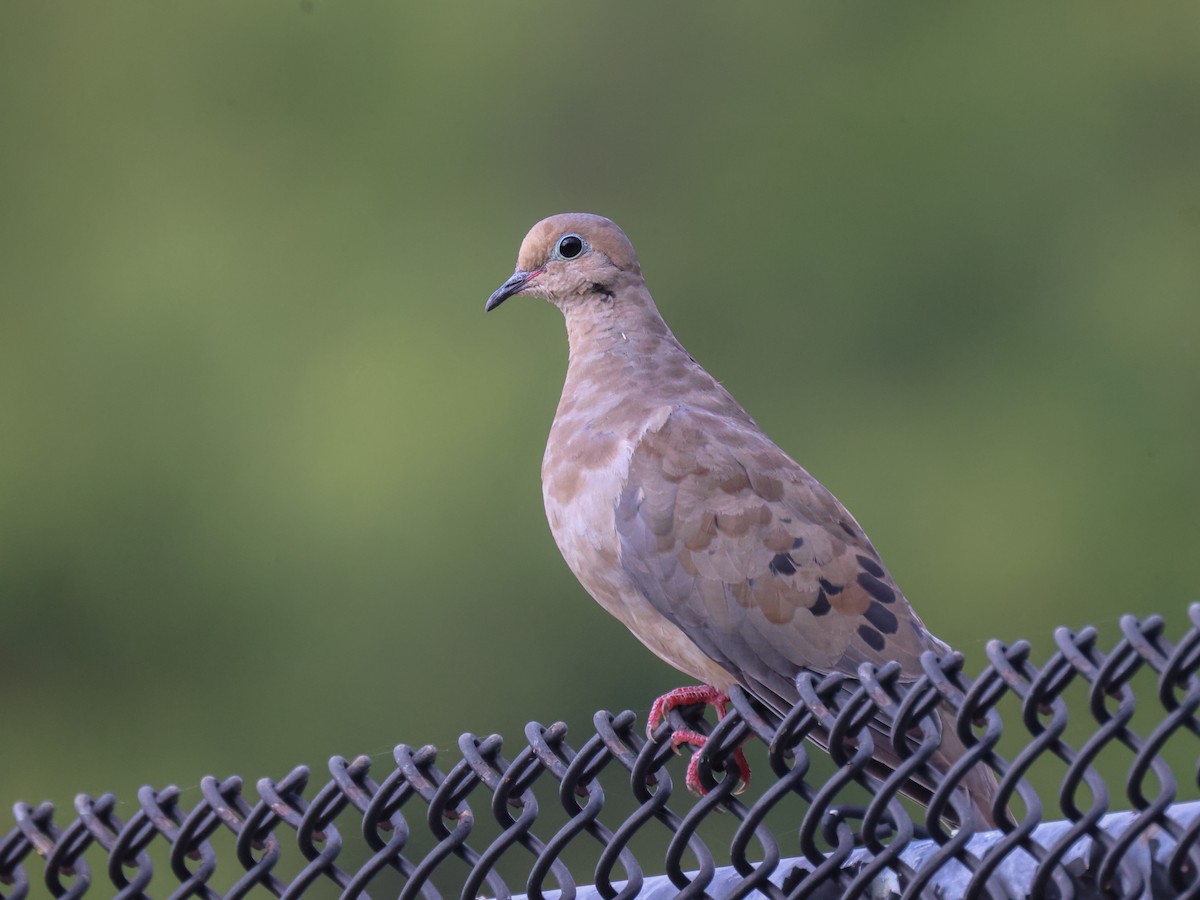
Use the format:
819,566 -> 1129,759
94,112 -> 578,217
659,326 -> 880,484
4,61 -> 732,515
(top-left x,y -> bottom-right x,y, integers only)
554,233 -> 586,260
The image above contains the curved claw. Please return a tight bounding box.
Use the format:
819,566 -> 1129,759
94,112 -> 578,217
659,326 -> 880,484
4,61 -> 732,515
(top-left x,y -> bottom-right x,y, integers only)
682,738 -> 753,796
647,685 -> 751,795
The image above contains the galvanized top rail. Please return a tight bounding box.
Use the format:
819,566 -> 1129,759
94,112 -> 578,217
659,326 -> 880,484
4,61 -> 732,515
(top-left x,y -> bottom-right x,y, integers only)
4,604 -> 1199,899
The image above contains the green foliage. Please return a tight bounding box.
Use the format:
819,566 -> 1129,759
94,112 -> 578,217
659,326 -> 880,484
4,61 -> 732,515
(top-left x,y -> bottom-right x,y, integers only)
1,2 -> 1197,816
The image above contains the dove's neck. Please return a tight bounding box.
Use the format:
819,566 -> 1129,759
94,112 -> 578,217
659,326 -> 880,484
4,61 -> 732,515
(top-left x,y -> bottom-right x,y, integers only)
557,283 -> 748,429
562,284 -> 677,358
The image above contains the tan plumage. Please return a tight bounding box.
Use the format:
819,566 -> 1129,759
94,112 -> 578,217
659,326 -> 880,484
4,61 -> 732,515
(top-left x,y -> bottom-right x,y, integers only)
486,213 -> 998,827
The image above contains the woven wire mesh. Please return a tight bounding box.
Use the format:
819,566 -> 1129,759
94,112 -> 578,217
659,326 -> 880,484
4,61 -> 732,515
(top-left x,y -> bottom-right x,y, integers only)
4,604 -> 1200,898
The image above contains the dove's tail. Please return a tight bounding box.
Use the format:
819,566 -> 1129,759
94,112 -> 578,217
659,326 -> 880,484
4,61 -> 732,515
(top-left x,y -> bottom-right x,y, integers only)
928,702 -> 1001,830
806,698 -> 1001,830
869,702 -> 1001,830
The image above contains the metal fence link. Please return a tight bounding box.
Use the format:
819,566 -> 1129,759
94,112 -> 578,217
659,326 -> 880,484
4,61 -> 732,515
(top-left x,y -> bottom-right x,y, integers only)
4,604 -> 1200,898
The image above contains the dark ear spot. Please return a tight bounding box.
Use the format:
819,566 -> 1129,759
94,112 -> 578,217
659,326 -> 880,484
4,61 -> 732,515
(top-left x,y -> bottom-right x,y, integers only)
590,282 -> 614,302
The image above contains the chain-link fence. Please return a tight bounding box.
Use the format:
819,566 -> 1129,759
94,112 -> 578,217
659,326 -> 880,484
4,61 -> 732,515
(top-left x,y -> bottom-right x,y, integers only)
4,604 -> 1199,898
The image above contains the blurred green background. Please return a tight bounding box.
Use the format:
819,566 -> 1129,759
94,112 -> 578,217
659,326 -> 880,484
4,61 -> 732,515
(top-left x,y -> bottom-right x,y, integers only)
1,1 -> 1198,824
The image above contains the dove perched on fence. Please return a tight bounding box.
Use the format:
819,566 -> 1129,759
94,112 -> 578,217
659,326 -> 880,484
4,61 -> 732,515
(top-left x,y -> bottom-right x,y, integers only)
485,213 -> 999,828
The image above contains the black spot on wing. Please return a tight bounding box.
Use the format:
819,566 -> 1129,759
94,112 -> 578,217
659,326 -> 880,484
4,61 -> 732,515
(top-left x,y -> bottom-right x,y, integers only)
792,537 -> 805,549
840,521 -> 857,538
857,572 -> 896,605
769,552 -> 797,576
817,577 -> 843,596
856,554 -> 885,578
858,625 -> 886,652
864,602 -> 899,635
810,589 -> 831,617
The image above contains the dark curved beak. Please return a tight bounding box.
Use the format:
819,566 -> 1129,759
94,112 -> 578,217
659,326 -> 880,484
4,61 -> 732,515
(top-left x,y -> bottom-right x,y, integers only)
485,269 -> 539,312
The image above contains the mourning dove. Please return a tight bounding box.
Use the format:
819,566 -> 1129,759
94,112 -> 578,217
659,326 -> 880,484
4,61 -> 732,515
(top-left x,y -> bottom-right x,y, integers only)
486,213 -> 999,828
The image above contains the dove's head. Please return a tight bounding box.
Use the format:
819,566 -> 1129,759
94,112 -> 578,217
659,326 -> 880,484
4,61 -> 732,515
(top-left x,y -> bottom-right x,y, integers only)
485,213 -> 644,314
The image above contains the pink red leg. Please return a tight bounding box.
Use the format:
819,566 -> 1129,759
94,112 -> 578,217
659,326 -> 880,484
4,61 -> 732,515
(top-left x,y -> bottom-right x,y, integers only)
670,729 -> 752,796
647,685 -> 751,795
647,684 -> 730,736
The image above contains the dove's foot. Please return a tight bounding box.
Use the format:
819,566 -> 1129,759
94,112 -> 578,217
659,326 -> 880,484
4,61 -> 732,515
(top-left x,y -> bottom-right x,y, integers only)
647,684 -> 730,735
669,729 -> 752,795
647,685 -> 751,795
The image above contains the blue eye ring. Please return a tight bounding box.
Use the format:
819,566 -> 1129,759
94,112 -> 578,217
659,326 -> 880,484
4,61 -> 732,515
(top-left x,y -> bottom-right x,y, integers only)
553,233 -> 587,261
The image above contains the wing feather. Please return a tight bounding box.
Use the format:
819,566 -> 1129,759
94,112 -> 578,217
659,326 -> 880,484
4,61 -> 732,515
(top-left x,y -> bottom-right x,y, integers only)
614,406 -> 945,714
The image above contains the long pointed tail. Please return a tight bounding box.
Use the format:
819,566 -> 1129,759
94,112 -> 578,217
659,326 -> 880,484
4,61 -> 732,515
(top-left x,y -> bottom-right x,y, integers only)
930,702 -> 1000,829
